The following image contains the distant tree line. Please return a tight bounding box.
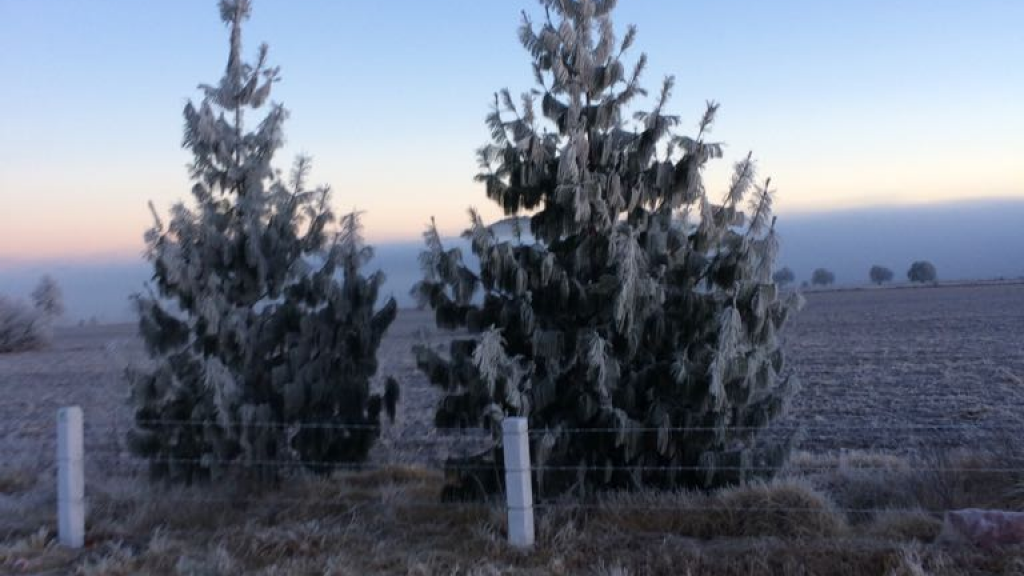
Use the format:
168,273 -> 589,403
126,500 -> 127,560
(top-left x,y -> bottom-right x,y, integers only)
770,260 -> 939,288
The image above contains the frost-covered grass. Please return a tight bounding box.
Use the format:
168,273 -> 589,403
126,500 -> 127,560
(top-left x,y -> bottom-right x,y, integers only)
3,460 -> 1024,575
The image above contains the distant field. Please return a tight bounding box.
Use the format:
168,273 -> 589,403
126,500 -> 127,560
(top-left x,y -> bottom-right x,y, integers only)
2,282 -> 1023,460
782,282 -> 1024,450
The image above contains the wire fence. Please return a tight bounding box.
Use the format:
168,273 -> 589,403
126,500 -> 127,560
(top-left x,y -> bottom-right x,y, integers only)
6,409 -> 1024,550
16,418 -> 1024,468
81,418 -> 1024,477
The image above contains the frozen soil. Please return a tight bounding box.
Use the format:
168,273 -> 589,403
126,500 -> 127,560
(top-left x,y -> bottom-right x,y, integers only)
781,282 -> 1024,451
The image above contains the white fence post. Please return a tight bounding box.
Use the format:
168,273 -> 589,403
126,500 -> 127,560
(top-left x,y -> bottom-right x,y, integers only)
57,406 -> 85,548
502,417 -> 534,548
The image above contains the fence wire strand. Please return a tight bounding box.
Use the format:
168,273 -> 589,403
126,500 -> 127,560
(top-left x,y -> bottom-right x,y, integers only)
114,418 -> 1024,433
79,454 -> 1024,475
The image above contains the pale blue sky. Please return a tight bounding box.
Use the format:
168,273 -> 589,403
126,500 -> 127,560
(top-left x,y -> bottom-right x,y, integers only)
1,0 -> 1022,262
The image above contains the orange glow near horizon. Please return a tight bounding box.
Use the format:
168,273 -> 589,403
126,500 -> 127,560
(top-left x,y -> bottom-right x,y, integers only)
4,187 -> 1023,265
2,134 -> 1020,264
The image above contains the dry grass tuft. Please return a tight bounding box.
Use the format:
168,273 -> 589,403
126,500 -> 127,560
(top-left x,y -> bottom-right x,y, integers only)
711,478 -> 847,538
867,509 -> 943,542
172,544 -> 237,576
75,540 -> 140,576
0,528 -> 77,574
88,481 -> 250,539
812,451 -> 920,520
585,489 -> 709,536
792,448 -> 1024,527
881,544 -> 970,576
578,478 -> 846,540
911,449 -> 1024,512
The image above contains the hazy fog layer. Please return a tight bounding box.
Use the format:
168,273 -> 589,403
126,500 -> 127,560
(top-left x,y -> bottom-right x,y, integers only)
2,200 -> 1022,324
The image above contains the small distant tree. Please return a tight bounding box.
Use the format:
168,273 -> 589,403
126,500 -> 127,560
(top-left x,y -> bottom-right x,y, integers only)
811,268 -> 835,286
869,265 -> 893,285
32,275 -> 64,318
907,261 -> 937,283
128,0 -> 397,484
772,267 -> 795,287
0,296 -> 49,353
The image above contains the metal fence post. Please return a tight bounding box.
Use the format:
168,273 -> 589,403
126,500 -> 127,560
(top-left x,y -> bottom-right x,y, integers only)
57,406 -> 85,548
502,417 -> 534,548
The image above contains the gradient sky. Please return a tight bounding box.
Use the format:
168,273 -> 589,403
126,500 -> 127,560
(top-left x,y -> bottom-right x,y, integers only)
1,0 -> 1021,263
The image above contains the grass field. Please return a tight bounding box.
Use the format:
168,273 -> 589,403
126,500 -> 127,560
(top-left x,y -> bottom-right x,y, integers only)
2,283 -> 1024,574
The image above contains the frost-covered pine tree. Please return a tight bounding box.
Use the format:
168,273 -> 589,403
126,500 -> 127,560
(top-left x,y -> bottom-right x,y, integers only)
0,296 -> 49,353
128,0 -> 397,483
32,275 -> 64,318
413,0 -> 802,496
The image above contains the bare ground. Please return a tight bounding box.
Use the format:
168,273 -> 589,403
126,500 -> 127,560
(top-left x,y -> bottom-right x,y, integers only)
782,283 -> 1024,451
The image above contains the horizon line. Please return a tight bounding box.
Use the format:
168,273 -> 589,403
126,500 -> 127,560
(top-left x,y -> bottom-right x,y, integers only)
2,194 -> 1023,268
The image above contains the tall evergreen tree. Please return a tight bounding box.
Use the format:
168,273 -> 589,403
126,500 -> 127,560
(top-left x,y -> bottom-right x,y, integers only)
128,0 -> 397,483
414,0 -> 802,496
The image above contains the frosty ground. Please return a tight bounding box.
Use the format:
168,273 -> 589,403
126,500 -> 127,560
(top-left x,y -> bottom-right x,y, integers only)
2,282 -> 1024,574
